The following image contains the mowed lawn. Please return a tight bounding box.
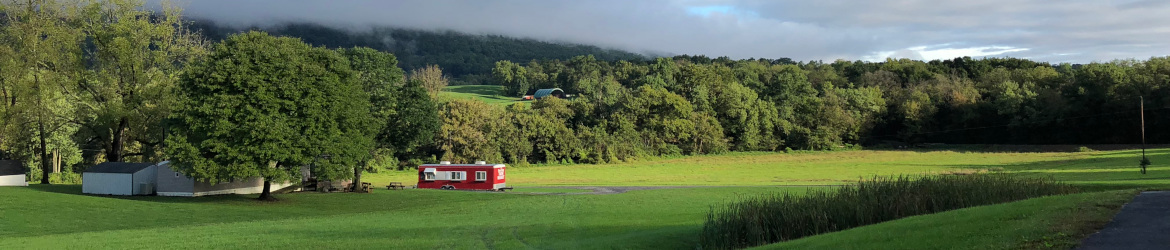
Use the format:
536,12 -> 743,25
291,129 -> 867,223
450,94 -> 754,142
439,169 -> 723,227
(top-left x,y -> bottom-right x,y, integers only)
0,185 -> 819,249
2,147 -> 1166,249
366,148 -> 1170,188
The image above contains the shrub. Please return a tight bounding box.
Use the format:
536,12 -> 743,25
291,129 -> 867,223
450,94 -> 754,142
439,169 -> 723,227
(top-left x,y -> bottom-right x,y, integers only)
699,174 -> 1075,249
49,172 -> 82,184
1078,146 -> 1094,152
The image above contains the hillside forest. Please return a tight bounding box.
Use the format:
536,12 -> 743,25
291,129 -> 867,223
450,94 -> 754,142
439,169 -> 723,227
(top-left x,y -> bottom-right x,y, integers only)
1,0 -> 1169,185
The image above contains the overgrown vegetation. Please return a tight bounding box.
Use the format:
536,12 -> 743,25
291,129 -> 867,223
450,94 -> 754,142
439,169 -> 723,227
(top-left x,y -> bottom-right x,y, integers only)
699,174 -> 1076,249
759,190 -> 1137,250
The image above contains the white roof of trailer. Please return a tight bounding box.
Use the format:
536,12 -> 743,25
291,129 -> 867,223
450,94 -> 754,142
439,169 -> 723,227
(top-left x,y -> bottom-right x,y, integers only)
419,164 -> 505,168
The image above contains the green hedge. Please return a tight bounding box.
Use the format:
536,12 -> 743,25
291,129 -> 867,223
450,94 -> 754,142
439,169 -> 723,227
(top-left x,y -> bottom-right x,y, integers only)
700,174 -> 1076,249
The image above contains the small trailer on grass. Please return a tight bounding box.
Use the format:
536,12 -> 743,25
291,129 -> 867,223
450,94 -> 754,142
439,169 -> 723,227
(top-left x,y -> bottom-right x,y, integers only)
417,161 -> 509,191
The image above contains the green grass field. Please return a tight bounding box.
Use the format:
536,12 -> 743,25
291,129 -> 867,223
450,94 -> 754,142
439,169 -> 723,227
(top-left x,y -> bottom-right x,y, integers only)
366,148 -> 1170,188
0,185 -> 817,249
438,85 -> 526,105
2,147 -> 1166,249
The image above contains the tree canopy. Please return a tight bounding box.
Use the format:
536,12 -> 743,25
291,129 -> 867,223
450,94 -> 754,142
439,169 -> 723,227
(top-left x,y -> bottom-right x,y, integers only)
165,31 -> 375,200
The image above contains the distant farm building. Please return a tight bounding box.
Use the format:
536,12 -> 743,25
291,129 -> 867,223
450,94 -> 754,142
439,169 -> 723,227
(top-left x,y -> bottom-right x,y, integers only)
81,161 -> 297,196
0,160 -> 28,186
82,162 -> 158,195
156,161 -> 297,197
533,88 -> 565,99
523,88 -> 567,100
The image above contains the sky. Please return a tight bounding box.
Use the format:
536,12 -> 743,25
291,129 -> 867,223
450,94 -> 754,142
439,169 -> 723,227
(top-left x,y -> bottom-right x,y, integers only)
155,0 -> 1170,63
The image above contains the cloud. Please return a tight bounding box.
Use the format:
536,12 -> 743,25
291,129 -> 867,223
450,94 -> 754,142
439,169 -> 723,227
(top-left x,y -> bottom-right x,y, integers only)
154,0 -> 1170,63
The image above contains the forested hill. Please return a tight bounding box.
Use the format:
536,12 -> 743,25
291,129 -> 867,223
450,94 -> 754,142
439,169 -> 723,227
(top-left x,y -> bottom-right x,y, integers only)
187,20 -> 650,84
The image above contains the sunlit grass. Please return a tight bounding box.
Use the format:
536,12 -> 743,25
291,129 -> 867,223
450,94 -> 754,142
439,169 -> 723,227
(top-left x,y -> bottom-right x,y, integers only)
438,85 -> 523,105
4,147 -> 1165,249
0,185 -> 818,249
366,148 -> 1170,188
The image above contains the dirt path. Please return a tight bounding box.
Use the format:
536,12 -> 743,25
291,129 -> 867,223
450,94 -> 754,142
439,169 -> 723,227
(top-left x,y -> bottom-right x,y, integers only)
1077,191 -> 1170,250
518,185 -> 840,195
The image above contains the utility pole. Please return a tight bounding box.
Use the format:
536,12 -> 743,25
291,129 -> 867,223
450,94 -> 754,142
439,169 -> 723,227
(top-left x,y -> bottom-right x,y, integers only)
1141,96 -> 1149,174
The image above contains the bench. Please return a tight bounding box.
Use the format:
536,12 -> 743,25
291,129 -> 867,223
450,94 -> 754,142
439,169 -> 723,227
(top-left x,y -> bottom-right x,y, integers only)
386,182 -> 406,190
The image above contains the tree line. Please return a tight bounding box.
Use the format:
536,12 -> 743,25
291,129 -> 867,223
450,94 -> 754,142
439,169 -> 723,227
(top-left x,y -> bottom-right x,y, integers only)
442,55 -> 1170,164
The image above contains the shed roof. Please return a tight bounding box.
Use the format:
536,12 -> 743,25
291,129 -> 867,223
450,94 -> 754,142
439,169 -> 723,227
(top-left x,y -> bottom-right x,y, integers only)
0,160 -> 24,176
533,88 -> 564,99
84,162 -> 154,174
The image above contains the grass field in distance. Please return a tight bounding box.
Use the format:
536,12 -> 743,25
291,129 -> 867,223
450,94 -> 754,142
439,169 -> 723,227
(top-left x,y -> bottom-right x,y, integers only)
438,85 -> 525,106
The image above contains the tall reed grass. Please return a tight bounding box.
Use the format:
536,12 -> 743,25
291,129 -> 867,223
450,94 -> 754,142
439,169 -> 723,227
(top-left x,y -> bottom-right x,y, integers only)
699,174 -> 1076,249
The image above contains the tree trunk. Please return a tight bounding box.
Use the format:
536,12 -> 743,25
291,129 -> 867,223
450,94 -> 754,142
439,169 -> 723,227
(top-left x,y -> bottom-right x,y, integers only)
107,117 -> 128,163
38,121 -> 50,184
52,148 -> 59,173
352,163 -> 363,193
257,180 -> 276,201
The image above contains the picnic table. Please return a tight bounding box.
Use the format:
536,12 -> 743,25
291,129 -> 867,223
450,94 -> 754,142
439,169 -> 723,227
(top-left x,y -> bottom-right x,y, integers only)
386,182 -> 406,190
346,182 -> 372,193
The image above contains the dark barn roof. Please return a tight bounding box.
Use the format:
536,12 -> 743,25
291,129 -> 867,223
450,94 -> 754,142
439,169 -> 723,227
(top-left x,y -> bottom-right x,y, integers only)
0,160 -> 24,176
533,88 -> 564,99
84,162 -> 154,174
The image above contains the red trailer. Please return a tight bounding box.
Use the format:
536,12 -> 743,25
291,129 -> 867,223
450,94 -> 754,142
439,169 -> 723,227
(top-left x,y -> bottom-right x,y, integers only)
417,161 -> 508,191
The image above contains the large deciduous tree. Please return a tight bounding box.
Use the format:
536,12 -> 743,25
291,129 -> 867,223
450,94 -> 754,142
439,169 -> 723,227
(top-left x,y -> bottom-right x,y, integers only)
493,60 -> 529,97
74,0 -> 206,164
438,99 -> 502,163
385,79 -> 439,163
166,32 -> 375,200
340,47 -> 438,188
409,64 -> 449,99
0,0 -> 85,184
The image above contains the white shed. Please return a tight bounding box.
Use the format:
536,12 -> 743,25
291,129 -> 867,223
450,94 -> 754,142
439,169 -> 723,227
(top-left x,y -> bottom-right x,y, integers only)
155,161 -> 298,197
0,160 -> 28,186
82,162 -> 157,195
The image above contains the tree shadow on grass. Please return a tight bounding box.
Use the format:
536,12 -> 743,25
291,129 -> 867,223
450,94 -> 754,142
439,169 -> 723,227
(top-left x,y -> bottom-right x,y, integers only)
448,85 -> 502,96
446,85 -> 517,102
23,184 -> 264,204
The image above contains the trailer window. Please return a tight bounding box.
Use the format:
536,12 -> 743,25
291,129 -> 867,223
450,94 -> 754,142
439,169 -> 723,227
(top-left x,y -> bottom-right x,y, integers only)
451,171 -> 464,180
475,171 -> 487,181
424,172 -> 435,181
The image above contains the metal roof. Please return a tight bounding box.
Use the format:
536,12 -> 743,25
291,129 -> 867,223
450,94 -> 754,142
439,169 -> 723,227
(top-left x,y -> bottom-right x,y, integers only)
419,164 -> 505,168
0,160 -> 24,176
84,162 -> 155,174
533,88 -> 564,99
